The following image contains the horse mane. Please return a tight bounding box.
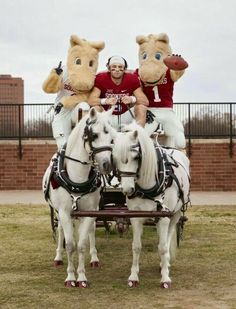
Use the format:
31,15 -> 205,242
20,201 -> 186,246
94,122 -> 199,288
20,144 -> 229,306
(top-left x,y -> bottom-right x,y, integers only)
65,116 -> 88,156
134,124 -> 158,185
117,123 -> 158,186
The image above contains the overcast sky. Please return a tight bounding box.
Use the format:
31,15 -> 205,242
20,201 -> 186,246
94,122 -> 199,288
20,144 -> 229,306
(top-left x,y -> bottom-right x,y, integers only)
0,0 -> 235,104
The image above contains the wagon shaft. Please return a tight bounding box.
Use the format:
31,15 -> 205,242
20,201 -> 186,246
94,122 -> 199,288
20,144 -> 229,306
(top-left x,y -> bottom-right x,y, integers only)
71,209 -> 174,219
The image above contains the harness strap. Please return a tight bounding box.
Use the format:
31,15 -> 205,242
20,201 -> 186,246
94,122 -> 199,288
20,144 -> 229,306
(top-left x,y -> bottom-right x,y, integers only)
57,149 -> 101,194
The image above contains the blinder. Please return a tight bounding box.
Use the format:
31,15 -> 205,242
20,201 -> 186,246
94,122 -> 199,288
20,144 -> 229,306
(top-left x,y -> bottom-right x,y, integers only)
83,118 -> 113,162
116,142 -> 142,179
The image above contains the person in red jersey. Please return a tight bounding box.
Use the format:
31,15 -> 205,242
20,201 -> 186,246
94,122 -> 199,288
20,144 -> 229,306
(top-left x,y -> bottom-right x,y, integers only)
88,56 -> 148,129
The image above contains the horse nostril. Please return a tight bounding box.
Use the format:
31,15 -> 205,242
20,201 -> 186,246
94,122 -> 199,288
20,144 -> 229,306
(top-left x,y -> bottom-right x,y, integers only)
124,187 -> 135,196
103,160 -> 110,173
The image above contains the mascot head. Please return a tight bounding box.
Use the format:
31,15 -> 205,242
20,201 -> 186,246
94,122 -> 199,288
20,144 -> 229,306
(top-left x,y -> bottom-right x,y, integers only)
67,35 -> 105,92
136,33 -> 172,85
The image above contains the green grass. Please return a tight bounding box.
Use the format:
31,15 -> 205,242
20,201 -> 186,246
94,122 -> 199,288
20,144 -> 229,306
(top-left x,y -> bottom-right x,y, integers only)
0,204 -> 235,309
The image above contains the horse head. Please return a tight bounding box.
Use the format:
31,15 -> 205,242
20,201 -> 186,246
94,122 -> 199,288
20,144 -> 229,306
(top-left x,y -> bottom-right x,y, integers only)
67,35 -> 105,93
136,33 -> 172,85
82,108 -> 116,174
113,123 -> 157,196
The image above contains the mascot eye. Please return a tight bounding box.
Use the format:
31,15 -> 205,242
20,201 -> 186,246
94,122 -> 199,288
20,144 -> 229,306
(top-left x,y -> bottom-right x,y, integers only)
155,53 -> 162,60
142,52 -> 147,60
75,58 -> 81,65
89,60 -> 94,67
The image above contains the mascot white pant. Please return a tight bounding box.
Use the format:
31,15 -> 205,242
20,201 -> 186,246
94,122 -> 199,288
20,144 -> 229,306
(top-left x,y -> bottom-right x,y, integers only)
52,102 -> 90,149
145,108 -> 186,149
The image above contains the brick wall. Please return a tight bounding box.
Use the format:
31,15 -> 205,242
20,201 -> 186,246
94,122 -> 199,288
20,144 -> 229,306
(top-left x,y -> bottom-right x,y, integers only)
0,140 -> 56,190
0,139 -> 235,191
189,139 -> 236,191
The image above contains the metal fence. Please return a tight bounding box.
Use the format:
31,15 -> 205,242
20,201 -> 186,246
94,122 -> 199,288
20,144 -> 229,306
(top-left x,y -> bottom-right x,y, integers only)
0,102 -> 235,156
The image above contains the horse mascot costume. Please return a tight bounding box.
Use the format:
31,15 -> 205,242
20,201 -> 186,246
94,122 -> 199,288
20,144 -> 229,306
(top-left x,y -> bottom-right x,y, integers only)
42,34 -> 105,149
135,33 -> 188,150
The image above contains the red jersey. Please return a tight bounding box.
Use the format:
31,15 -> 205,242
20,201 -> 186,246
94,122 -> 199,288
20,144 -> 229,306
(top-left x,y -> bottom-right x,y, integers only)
134,69 -> 174,108
95,72 -> 141,115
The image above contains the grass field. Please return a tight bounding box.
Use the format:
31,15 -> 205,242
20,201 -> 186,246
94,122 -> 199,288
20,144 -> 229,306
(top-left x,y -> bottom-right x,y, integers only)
0,204 -> 235,309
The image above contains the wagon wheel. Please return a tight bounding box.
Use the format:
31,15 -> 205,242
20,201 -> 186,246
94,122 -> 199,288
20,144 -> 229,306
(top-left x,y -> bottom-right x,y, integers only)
176,215 -> 188,248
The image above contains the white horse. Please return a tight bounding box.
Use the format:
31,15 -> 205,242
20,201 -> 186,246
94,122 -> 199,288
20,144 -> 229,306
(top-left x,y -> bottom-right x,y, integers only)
43,107 -> 115,287
112,123 -> 190,288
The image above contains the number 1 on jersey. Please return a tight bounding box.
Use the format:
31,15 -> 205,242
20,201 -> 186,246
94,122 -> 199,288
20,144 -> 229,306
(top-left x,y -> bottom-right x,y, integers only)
152,86 -> 161,102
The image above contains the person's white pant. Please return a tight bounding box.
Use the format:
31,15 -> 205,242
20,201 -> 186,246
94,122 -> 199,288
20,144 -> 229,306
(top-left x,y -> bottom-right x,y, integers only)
145,108 -> 186,149
108,107 -> 135,130
52,102 -> 90,149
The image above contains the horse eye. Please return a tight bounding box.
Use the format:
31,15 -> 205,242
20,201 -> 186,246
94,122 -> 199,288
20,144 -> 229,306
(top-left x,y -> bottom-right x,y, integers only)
75,58 -> 81,65
89,60 -> 94,67
142,52 -> 147,60
155,53 -> 161,60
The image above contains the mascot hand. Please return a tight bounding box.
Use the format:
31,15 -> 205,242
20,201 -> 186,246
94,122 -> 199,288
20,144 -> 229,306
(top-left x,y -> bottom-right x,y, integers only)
55,61 -> 63,75
55,102 -> 63,114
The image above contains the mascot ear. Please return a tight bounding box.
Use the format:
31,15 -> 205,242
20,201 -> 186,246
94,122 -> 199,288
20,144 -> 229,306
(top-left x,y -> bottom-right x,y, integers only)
136,35 -> 148,45
155,33 -> 169,44
89,41 -> 105,52
70,35 -> 85,47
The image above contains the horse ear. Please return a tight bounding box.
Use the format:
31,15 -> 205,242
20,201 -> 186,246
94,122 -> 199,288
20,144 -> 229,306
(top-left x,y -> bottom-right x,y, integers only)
104,105 -> 116,117
89,107 -> 97,120
131,130 -> 138,141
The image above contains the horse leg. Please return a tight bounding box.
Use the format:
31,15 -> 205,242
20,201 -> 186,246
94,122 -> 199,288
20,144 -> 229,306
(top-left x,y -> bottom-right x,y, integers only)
76,217 -> 95,287
168,211 -> 182,264
128,218 -> 144,287
59,209 -> 77,287
158,217 -> 171,288
88,221 -> 99,268
54,219 -> 64,266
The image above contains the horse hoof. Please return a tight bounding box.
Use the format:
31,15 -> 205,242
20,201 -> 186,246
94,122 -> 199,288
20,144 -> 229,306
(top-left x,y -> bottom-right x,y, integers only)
77,281 -> 89,288
64,280 -> 76,288
161,282 -> 171,289
90,261 -> 99,268
54,260 -> 63,267
128,280 -> 139,288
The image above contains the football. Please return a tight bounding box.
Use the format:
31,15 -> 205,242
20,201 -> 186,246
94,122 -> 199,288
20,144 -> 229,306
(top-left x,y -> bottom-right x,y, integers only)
163,55 -> 188,70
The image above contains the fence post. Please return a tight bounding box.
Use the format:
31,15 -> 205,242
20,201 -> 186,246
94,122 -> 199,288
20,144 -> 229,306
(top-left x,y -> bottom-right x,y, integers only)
187,103 -> 192,157
229,103 -> 233,157
18,104 -> 23,159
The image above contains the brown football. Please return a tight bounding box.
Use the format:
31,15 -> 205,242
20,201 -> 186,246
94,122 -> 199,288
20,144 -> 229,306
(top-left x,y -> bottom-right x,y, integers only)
163,55 -> 188,70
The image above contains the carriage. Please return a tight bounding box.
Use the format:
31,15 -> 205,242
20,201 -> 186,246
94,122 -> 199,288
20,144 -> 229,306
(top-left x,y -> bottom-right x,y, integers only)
43,107 -> 190,288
